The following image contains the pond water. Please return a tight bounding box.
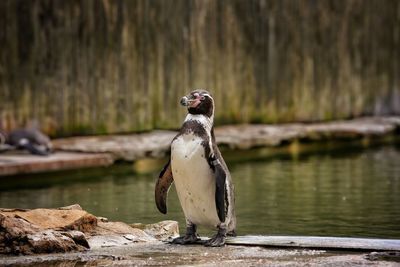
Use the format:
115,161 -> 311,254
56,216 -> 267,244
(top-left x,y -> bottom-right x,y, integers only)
0,146 -> 399,239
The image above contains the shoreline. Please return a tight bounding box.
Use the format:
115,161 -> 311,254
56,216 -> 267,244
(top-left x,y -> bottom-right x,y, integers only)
1,116 -> 400,176
1,205 -> 399,266
1,242 -> 399,266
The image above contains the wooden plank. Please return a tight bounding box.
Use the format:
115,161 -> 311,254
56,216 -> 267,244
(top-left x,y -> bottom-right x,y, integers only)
226,235 -> 400,251
0,152 -> 114,176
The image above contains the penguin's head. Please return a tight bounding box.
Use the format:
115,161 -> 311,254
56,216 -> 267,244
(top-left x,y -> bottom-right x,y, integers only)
180,89 -> 214,118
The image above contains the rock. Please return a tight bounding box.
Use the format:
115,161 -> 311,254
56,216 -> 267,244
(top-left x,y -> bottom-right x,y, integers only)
97,216 -> 109,222
61,230 -> 90,248
88,235 -> 133,248
0,206 -> 172,255
87,234 -> 151,249
53,130 -> 177,161
1,208 -> 98,231
87,221 -> 157,249
93,221 -> 154,240
304,118 -> 397,139
215,124 -> 305,149
26,230 -> 84,254
0,213 -> 87,255
58,204 -> 83,211
52,117 -> 400,161
85,220 -> 180,249
2,117 -> 400,176
131,220 -> 179,241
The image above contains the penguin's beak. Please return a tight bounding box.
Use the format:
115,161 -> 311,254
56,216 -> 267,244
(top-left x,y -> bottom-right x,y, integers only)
181,93 -> 202,108
180,96 -> 190,106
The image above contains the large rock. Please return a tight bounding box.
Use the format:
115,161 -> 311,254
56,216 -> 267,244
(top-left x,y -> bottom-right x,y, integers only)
0,206 -> 93,255
1,208 -> 97,231
0,205 -> 178,255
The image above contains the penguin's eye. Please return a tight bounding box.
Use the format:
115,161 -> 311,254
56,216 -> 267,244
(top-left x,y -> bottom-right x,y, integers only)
200,96 -> 205,101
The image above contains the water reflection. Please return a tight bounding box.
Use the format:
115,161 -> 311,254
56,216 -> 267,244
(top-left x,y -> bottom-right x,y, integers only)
0,146 -> 399,238
234,147 -> 400,238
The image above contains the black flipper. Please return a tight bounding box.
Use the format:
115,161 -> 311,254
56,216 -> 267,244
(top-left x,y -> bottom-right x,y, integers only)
155,160 -> 174,214
210,154 -> 226,222
19,141 -> 50,156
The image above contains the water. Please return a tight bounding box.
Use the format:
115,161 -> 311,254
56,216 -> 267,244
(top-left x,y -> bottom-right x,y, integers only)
0,146 -> 399,239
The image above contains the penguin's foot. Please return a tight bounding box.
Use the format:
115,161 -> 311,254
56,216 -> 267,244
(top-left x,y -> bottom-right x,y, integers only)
170,233 -> 200,245
227,230 -> 237,237
204,232 -> 226,247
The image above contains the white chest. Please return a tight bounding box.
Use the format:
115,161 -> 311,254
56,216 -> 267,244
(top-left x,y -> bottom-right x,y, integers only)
171,133 -> 220,227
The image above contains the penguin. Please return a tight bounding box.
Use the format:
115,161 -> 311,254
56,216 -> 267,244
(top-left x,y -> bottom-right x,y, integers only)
0,128 -> 52,156
155,89 -> 236,247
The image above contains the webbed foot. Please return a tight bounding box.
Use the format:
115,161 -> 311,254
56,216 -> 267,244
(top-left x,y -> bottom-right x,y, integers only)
170,233 -> 201,245
170,222 -> 201,245
204,229 -> 226,247
227,230 -> 237,237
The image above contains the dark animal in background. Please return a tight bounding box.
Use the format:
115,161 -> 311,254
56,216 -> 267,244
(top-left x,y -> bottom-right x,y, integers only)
0,128 -> 52,156
155,89 -> 236,247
